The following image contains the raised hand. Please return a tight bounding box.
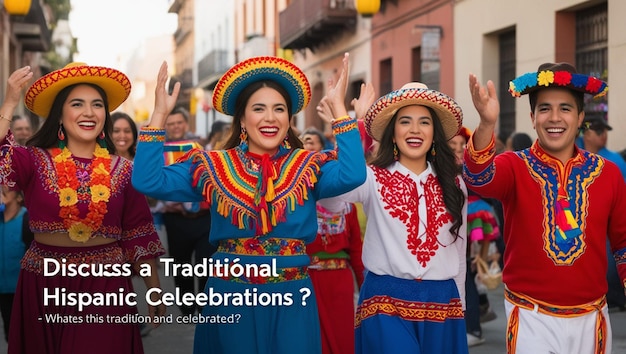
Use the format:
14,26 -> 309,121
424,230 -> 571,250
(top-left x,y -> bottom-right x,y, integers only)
322,53 -> 350,120
3,66 -> 33,109
469,74 -> 499,126
468,74 -> 500,150
351,82 -> 376,120
316,95 -> 334,124
149,61 -> 181,128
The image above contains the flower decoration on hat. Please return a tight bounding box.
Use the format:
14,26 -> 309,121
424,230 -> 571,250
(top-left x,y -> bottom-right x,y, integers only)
212,56 -> 311,116
509,64 -> 608,99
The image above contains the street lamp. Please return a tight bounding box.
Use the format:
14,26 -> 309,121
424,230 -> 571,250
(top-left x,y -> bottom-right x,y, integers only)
4,0 -> 32,16
355,0 -> 380,17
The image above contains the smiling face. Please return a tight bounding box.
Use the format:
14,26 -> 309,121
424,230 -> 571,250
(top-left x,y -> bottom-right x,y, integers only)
61,84 -> 107,149
164,112 -> 189,141
241,86 -> 290,155
112,118 -> 135,156
393,105 -> 434,171
531,88 -> 584,163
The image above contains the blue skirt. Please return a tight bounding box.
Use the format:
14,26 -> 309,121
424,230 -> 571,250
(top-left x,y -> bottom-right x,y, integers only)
193,276 -> 321,354
355,272 -> 468,354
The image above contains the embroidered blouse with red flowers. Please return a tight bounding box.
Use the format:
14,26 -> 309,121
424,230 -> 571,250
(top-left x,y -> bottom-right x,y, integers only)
319,161 -> 468,309
0,133 -> 164,262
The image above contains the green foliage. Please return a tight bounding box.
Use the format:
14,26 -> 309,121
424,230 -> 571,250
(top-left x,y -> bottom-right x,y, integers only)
43,0 -> 76,70
46,0 -> 71,20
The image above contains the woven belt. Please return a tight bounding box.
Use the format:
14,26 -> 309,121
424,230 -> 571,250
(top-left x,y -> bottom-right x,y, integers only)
217,237 -> 306,256
21,241 -> 124,275
505,288 -> 607,354
308,258 -> 349,270
220,266 -> 308,284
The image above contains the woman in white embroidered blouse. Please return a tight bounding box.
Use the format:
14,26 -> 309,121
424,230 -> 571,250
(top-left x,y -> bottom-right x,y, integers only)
319,82 -> 469,354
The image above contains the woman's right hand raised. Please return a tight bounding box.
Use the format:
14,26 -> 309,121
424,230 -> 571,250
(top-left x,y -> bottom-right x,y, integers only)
148,61 -> 181,128
320,53 -> 350,121
351,82 -> 376,120
3,66 -> 33,109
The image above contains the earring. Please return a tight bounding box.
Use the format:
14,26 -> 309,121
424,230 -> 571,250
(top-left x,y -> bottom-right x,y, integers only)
282,135 -> 291,150
58,125 -> 65,141
393,143 -> 399,160
99,131 -> 105,140
431,143 -> 436,156
239,126 -> 248,151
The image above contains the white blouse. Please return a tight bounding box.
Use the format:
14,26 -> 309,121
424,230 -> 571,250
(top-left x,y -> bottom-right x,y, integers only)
320,161 -> 467,307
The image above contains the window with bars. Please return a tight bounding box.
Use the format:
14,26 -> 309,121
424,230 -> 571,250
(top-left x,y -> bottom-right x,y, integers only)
576,3 -> 608,122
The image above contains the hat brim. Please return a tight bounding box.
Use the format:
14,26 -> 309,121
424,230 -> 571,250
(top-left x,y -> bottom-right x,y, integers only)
212,56 -> 311,116
25,65 -> 131,118
364,88 -> 463,142
509,70 -> 608,98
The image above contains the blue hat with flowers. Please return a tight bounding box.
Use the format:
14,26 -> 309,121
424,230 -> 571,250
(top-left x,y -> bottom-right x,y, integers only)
508,62 -> 608,98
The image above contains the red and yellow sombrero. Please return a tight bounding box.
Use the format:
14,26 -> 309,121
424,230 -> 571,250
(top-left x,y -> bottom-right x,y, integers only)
25,62 -> 131,118
364,82 -> 463,142
212,56 -> 311,116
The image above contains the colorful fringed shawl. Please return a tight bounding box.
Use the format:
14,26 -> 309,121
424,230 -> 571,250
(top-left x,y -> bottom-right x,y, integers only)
180,146 -> 336,235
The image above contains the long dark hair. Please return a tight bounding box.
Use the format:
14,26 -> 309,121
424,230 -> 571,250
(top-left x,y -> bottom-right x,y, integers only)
370,106 -> 465,238
27,83 -> 115,153
221,80 -> 303,150
111,111 -> 138,158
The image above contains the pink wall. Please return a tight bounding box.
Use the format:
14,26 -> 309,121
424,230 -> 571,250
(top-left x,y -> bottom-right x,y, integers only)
370,0 -> 455,96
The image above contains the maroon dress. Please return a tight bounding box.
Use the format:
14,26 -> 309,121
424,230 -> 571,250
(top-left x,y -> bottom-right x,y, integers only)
1,139 -> 164,354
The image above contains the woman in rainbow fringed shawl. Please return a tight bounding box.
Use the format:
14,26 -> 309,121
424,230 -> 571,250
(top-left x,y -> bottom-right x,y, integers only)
132,54 -> 366,354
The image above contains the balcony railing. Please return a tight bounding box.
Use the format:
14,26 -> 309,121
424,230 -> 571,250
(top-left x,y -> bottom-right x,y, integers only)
279,0 -> 357,51
197,50 -> 229,83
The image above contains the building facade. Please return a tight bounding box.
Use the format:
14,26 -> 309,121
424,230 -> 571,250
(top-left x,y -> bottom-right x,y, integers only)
455,0 -> 624,150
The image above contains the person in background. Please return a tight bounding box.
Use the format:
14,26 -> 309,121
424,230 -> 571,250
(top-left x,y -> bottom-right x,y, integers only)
9,115 -> 33,146
1,64 -> 165,354
158,106 -> 214,316
505,131 -> 533,152
448,126 -> 500,347
465,62 -> 625,354
576,116 -> 626,177
300,126 -> 365,354
133,53 -> 365,354
0,186 -> 33,343
204,120 -> 231,151
320,81 -> 468,353
111,111 -> 138,161
575,115 -> 626,311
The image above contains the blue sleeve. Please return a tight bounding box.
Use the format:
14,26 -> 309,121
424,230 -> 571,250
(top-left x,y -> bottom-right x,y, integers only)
132,129 -> 203,202
314,118 -> 366,199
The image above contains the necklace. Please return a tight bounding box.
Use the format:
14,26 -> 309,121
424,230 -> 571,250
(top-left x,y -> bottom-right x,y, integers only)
52,146 -> 111,242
